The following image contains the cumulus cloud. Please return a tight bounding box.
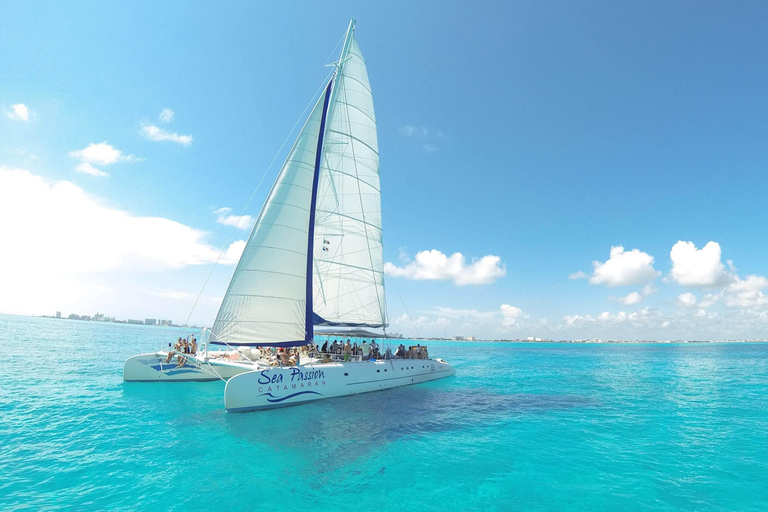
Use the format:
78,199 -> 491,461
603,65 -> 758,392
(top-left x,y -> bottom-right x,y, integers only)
6,103 -> 29,121
70,141 -> 138,166
670,241 -> 735,287
501,304 -> 527,327
723,275 -> 768,309
590,246 -> 661,287
569,270 -> 589,280
214,207 -> 255,230
698,293 -> 721,308
0,167 -> 244,273
159,108 -> 174,123
385,250 -> 506,285
677,292 -> 697,307
141,124 -> 193,145
75,162 -> 109,177
565,307 -> 660,327
612,292 -> 643,305
69,142 -> 140,177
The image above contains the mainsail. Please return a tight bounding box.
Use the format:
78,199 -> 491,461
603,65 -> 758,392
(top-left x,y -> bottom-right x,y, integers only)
312,23 -> 388,329
212,20 -> 387,346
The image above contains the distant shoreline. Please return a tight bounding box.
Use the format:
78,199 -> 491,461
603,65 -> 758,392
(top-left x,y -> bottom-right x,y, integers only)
5,314 -> 765,344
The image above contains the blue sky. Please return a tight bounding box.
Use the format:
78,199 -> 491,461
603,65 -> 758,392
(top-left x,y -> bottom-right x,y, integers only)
2,1 -> 768,340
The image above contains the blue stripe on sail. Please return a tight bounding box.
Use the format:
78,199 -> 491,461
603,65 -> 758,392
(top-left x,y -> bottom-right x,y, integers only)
312,312 -> 386,328
305,80 -> 334,345
209,339 -> 307,348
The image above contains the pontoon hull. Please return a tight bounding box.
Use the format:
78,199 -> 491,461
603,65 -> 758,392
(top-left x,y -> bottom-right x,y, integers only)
123,352 -> 253,382
224,358 -> 455,412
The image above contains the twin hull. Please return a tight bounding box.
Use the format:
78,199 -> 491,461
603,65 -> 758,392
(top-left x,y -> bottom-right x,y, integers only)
123,352 -> 254,382
225,358 -> 455,412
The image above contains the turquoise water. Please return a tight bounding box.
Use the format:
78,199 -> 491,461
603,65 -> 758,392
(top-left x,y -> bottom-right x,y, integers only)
1,314 -> 767,511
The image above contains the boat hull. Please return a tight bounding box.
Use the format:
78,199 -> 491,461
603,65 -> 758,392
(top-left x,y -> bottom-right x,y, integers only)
123,352 -> 255,382
224,358 -> 455,412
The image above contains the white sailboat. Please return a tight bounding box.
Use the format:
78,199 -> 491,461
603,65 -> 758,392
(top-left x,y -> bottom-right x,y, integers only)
124,20 -> 455,410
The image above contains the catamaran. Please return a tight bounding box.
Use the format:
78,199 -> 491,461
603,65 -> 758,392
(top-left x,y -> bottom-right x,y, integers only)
123,20 -> 455,410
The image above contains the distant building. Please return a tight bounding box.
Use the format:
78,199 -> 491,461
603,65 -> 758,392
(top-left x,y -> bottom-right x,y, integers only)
145,318 -> 157,326
56,311 -> 61,319
80,315 -> 91,321
68,314 -> 80,320
466,336 -> 476,341
93,313 -> 104,321
127,319 -> 143,325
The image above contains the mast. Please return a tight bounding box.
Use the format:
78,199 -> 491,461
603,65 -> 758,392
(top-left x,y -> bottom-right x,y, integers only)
303,19 -> 356,343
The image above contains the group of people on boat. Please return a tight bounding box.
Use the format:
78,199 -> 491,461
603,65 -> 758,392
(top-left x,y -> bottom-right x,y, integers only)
164,336 -> 197,366
394,344 -> 429,359
319,339 -> 382,361
162,334 -> 431,369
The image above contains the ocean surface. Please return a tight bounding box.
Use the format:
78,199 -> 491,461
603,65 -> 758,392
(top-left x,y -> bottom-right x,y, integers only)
1,315 -> 767,511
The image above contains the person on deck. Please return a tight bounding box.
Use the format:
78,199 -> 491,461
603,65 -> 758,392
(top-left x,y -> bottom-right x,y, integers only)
361,340 -> 371,359
321,340 -> 328,353
343,340 -> 352,361
190,337 -> 198,355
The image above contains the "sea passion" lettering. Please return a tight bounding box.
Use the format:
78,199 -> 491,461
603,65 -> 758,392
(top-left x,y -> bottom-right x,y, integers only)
257,368 -> 326,385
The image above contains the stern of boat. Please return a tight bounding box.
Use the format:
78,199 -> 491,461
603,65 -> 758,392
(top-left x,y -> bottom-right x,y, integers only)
123,352 -> 219,382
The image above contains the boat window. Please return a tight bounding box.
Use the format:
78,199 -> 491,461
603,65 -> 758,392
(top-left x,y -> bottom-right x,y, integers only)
344,373 -> 348,376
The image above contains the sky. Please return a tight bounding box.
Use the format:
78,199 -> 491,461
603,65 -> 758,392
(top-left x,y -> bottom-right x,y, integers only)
2,1 -> 768,340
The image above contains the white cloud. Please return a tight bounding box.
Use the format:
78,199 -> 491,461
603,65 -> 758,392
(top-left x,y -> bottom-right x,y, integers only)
590,245 -> 661,287
0,167 -> 244,274
641,283 -> 658,296
159,108 -> 174,123
69,142 -> 140,178
142,124 -> 193,145
75,162 -> 109,177
399,125 -> 428,137
723,275 -> 768,309
501,304 -> 527,327
727,275 -> 768,293
677,292 -> 697,308
70,141 -> 139,166
612,292 -> 643,305
385,250 -> 506,285
569,270 -> 589,280
670,241 -> 735,287
6,103 -> 29,121
430,306 -> 498,321
214,207 -> 255,230
422,144 -> 438,153
566,307 -> 660,328
699,293 -> 721,308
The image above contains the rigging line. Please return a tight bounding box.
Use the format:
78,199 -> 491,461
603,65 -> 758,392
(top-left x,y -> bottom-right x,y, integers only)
384,269 -> 420,338
325,30 -> 347,66
184,68 -> 336,326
